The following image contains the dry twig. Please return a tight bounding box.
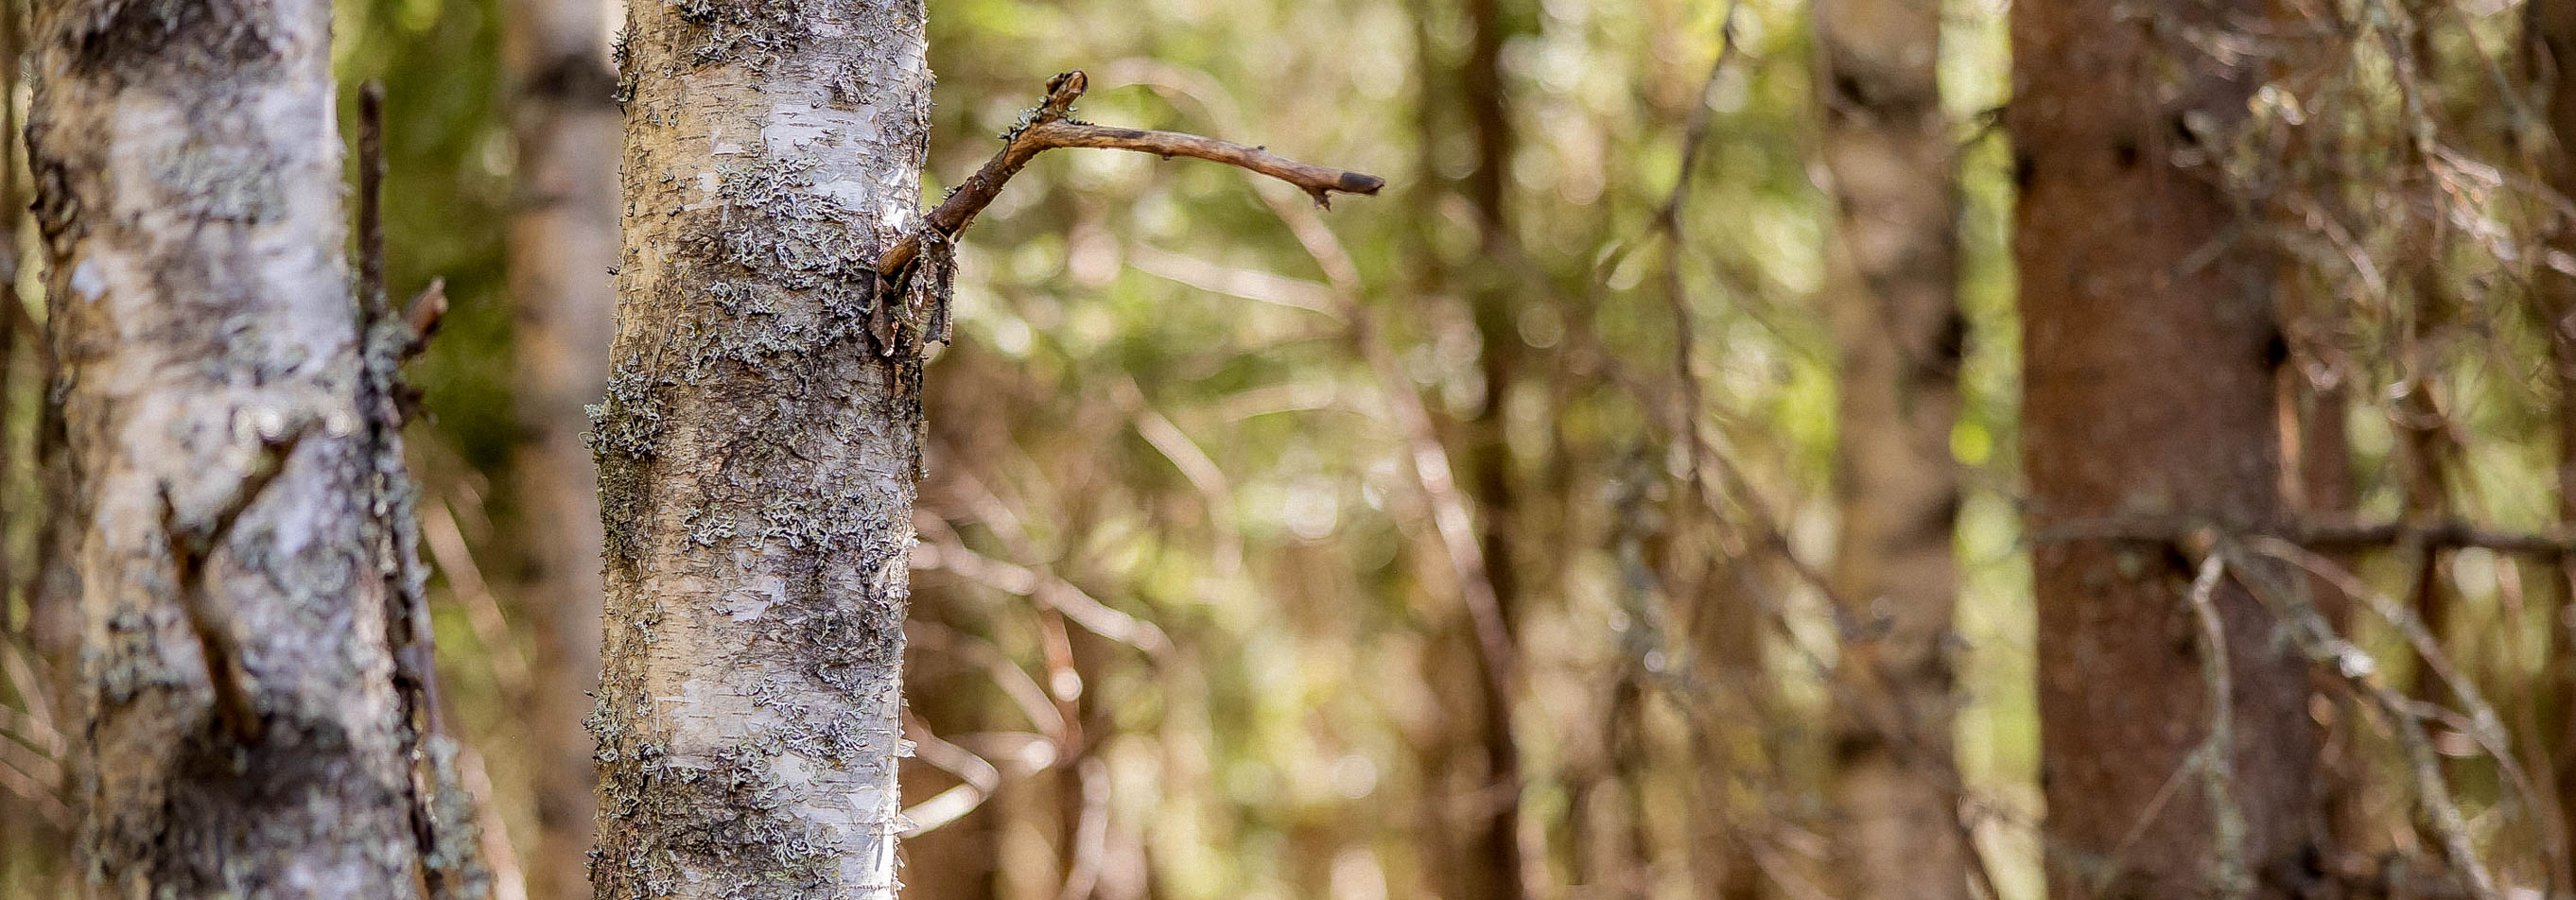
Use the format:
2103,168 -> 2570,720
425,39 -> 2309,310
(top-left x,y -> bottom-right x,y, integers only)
878,70 -> 1383,280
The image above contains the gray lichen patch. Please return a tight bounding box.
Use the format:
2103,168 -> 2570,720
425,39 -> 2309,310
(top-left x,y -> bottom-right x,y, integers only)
590,740 -> 843,899
148,140 -> 287,223
62,0 -> 282,80
668,0 -> 809,72
37,0 -> 467,891
597,0 -> 931,893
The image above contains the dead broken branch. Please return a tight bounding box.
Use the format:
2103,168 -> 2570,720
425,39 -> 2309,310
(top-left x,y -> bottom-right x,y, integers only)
878,70 -> 1384,279
162,424 -> 313,745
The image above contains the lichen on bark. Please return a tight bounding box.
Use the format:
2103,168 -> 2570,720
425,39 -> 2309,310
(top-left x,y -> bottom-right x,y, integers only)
590,0 -> 932,895
28,0 -> 487,894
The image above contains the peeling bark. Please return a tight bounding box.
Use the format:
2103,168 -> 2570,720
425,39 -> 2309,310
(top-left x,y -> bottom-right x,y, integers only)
2010,0 -> 2325,895
500,0 -> 620,894
1813,0 -> 1969,896
27,0 -> 485,894
588,0 -> 931,896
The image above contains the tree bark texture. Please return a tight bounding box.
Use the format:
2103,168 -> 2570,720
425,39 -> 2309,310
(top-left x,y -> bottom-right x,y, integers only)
2010,0 -> 2325,896
1812,0 -> 1969,896
501,0 -> 619,894
26,0 -> 486,895
589,0 -> 932,896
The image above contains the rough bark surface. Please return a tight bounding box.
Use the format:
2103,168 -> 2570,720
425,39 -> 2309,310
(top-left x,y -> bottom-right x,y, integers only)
26,0 -> 484,895
2009,0 -> 2325,896
588,0 -> 932,896
1813,0 -> 1969,896
501,0 -> 620,894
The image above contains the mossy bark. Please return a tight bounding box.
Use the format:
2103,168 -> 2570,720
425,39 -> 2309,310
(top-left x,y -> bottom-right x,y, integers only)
589,0 -> 932,896
26,0 -> 484,895
1813,0 -> 1970,896
500,0 -> 621,894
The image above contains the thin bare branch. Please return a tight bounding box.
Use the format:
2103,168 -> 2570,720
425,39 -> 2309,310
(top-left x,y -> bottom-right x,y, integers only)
878,70 -> 1383,278
2184,555 -> 2249,899
402,278 -> 449,360
2298,517 -> 2576,555
900,715 -> 1004,838
1054,756 -> 1112,900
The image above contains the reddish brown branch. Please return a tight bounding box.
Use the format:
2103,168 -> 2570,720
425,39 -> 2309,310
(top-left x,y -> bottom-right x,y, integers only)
879,70 -> 1384,278
400,278 -> 448,361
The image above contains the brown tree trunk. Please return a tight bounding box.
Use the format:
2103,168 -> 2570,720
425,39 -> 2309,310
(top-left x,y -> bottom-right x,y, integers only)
1414,0 -> 1531,891
1812,0 -> 1969,897
500,0 -> 619,894
1686,562 -> 1766,900
26,0 -> 486,894
2010,0 -> 2324,895
2532,0 -> 2576,863
587,0 -> 932,896
2282,277 -> 2368,862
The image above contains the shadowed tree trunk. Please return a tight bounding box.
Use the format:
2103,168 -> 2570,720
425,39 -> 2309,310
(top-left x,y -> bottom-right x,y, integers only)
2010,0 -> 2325,895
1812,0 -> 1969,897
500,0 -> 618,893
587,0 -> 931,896
1456,0 -> 1532,891
1411,0 -> 1532,892
26,0 -> 487,894
2532,0 -> 2576,860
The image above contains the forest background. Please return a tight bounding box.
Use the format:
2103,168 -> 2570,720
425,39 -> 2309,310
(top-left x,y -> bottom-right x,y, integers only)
4,0 -> 2570,897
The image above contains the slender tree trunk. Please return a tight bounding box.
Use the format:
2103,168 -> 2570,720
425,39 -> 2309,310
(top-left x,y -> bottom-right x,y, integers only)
1412,0 -> 1532,891
2010,0 -> 2324,896
26,0 -> 484,894
1812,1 -> 1969,897
500,0 -> 618,894
1456,0 -> 1533,887
588,1 -> 931,896
2532,0 -> 2576,860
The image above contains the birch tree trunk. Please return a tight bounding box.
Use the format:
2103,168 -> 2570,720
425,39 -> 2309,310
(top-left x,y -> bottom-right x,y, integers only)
501,0 -> 619,893
589,0 -> 931,896
27,1 -> 483,895
2010,0 -> 2325,895
1813,0 -> 1969,896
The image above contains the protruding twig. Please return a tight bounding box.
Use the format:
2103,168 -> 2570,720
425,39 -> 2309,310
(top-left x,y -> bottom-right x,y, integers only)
163,424 -> 312,745
878,70 -> 1383,279
898,713 -> 1003,838
401,278 -> 448,360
